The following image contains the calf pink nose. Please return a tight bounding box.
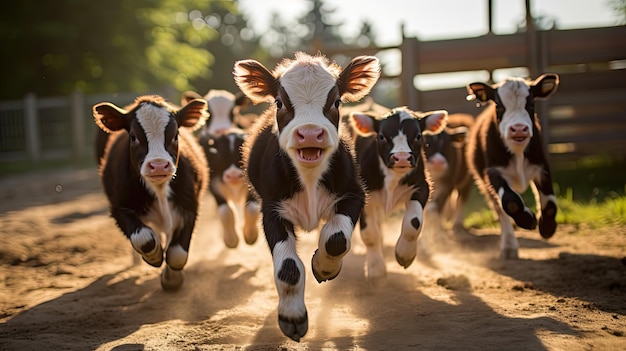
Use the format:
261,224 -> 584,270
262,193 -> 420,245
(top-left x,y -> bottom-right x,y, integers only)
296,127 -> 325,144
393,153 -> 411,162
223,169 -> 243,182
510,124 -> 530,136
149,161 -> 170,173
429,157 -> 447,169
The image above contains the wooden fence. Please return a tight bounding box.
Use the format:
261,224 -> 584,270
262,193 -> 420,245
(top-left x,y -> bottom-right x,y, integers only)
1,25 -> 625,164
0,92 -> 154,163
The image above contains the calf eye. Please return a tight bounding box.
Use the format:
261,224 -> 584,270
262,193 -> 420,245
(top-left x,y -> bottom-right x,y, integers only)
334,99 -> 341,109
275,99 -> 283,109
130,133 -> 138,144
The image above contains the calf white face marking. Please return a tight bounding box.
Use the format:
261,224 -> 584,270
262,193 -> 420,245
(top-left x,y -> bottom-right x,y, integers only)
136,103 -> 177,187
497,78 -> 533,154
279,62 -> 340,174
206,90 -> 236,134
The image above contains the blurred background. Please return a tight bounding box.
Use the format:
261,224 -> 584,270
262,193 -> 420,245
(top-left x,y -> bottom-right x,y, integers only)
0,0 -> 624,203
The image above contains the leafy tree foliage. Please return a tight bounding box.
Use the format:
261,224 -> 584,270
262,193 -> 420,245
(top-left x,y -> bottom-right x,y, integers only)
0,0 -> 239,99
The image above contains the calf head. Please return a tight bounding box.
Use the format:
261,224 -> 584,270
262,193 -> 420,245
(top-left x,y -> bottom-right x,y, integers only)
200,129 -> 247,186
467,74 -> 559,154
351,107 -> 448,172
423,114 -> 472,180
182,89 -> 251,134
93,95 -> 207,191
234,52 -> 380,177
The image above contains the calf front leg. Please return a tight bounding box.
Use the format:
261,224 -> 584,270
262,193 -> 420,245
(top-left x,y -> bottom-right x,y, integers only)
486,168 -> 537,230
112,207 -> 163,267
359,208 -> 386,283
311,188 -> 363,283
161,211 -> 197,290
263,206 -> 307,342
214,193 -> 239,248
396,199 -> 424,268
243,198 -> 260,245
312,214 -> 354,282
532,169 -> 557,238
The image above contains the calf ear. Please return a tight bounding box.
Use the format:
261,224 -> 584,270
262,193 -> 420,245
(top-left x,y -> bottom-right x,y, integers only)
93,102 -> 128,133
181,90 -> 203,106
233,59 -> 277,104
350,112 -> 378,135
446,126 -> 469,146
466,82 -> 495,105
531,74 -> 559,99
177,99 -> 208,130
420,110 -> 448,135
338,56 -> 381,102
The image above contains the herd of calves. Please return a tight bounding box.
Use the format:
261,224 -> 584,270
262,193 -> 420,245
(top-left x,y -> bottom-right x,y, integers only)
92,52 -> 560,341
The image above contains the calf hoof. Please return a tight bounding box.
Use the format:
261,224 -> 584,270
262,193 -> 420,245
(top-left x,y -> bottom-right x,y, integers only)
141,247 -> 163,268
501,191 -> 537,230
539,202 -> 557,239
278,312 -> 308,342
131,229 -> 164,267
243,224 -> 258,245
161,266 -> 184,291
395,251 -> 416,268
500,248 -> 519,260
222,229 -> 239,249
311,249 -> 342,283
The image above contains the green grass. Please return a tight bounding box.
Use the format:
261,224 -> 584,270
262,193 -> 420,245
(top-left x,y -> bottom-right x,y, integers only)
463,156 -> 626,229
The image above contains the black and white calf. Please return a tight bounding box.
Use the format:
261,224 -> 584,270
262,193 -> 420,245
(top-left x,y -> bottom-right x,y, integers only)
93,95 -> 208,290
423,113 -> 475,235
466,74 -> 559,259
234,52 -> 380,341
198,127 -> 259,248
350,107 -> 447,282
183,89 -> 260,248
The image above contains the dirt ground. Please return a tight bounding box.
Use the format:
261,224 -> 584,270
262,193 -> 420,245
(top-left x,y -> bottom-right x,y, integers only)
0,166 -> 624,351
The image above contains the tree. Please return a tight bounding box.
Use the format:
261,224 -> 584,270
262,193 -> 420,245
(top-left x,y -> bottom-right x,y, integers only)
0,0 -> 232,99
608,0 -> 626,24
189,2 -> 268,94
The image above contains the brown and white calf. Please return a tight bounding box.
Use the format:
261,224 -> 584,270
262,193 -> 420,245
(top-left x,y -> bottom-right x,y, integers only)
93,95 -> 208,290
466,74 -> 559,259
350,107 -> 447,282
234,52 -> 380,341
423,113 -> 475,236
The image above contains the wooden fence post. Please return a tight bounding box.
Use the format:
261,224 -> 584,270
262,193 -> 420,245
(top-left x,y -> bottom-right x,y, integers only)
400,35 -> 418,109
23,93 -> 40,162
70,90 -> 85,160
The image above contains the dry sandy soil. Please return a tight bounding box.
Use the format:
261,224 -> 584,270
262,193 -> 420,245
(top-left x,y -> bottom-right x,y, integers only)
0,166 -> 624,351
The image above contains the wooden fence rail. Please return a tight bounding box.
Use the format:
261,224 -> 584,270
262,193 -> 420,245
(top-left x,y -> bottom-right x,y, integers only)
2,26 -> 625,164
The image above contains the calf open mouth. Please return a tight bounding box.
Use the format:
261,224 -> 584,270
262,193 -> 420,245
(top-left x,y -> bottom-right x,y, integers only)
297,147 -> 323,163
146,173 -> 172,183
